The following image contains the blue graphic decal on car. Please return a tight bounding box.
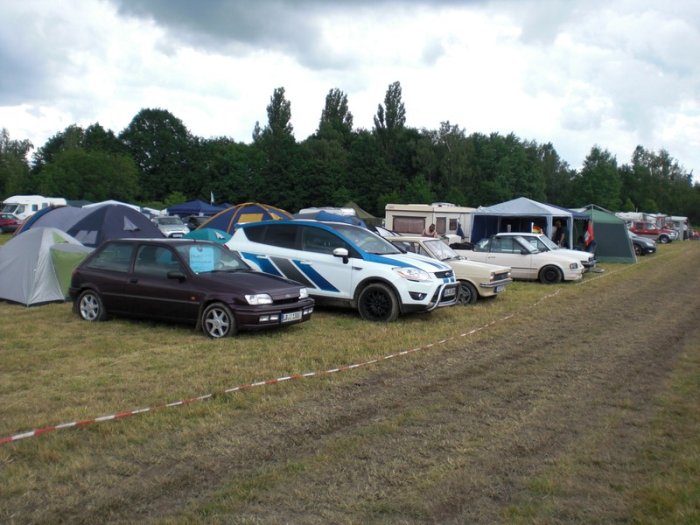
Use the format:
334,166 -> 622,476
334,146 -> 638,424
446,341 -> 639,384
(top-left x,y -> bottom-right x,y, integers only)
293,261 -> 339,292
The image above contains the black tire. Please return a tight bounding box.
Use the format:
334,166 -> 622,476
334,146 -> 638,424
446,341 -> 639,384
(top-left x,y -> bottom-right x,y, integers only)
357,283 -> 399,322
658,235 -> 670,244
634,243 -> 642,256
457,280 -> 478,305
77,290 -> 107,322
539,265 -> 563,284
202,302 -> 236,338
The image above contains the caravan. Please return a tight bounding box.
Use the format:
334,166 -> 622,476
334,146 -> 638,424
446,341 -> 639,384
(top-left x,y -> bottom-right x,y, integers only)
384,203 -> 475,243
1,195 -> 67,221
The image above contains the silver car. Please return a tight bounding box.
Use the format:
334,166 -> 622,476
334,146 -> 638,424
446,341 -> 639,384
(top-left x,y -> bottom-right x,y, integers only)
152,216 -> 190,238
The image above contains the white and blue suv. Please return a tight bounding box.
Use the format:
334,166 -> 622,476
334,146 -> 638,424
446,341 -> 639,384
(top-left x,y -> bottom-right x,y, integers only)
227,220 -> 458,322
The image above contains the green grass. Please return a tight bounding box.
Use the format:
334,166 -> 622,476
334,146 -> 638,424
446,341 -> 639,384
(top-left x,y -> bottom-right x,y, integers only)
0,239 -> 699,523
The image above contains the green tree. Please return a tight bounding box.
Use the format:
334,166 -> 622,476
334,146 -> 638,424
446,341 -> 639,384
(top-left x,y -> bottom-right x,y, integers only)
573,146 -> 621,209
252,87 -> 301,210
316,88 -> 354,145
38,149 -> 139,201
0,128 -> 33,197
119,108 -> 193,201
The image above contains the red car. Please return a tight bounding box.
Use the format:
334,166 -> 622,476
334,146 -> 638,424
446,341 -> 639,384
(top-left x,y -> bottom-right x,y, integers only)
0,213 -> 20,233
628,221 -> 676,244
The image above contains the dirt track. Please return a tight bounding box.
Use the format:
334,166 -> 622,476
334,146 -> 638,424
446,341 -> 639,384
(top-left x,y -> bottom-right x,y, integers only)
10,246 -> 700,523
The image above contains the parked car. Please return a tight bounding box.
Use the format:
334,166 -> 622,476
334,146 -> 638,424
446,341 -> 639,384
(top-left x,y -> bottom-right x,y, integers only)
495,232 -> 597,272
0,213 -> 20,233
69,239 -> 314,338
152,215 -> 190,238
453,233 -> 585,284
628,230 -> 656,256
227,220 -> 459,322
628,221 -> 677,243
185,215 -> 212,231
388,235 -> 512,305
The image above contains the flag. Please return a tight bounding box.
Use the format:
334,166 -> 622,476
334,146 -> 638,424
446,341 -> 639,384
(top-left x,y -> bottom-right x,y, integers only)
584,221 -> 594,246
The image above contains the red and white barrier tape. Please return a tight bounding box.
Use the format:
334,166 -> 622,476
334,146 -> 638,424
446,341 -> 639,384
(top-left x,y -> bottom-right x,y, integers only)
1,288 -> 565,445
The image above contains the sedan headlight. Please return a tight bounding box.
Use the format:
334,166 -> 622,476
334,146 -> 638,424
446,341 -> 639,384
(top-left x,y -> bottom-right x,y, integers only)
245,293 -> 273,305
394,267 -> 431,282
299,288 -> 309,299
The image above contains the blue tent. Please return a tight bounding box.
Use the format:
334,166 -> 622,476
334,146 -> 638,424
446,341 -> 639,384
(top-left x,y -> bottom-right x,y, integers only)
167,199 -> 224,218
15,204 -> 163,247
294,210 -> 367,228
470,197 -> 574,248
183,228 -> 232,243
202,202 -> 293,234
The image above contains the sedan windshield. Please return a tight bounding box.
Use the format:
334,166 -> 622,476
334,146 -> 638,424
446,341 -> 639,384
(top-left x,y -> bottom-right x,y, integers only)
424,239 -> 460,261
175,243 -> 250,274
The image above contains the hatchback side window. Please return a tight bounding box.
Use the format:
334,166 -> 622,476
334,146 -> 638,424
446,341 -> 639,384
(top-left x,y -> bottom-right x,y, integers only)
87,243 -> 134,272
134,246 -> 181,277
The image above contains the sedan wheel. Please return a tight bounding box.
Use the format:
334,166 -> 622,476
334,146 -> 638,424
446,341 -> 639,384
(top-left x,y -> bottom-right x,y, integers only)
457,281 -> 478,305
78,290 -> 107,321
202,302 -> 236,338
539,265 -> 563,284
634,244 -> 642,256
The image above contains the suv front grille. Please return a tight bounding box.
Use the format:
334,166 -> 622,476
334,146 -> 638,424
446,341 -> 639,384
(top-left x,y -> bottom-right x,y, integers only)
434,270 -> 454,279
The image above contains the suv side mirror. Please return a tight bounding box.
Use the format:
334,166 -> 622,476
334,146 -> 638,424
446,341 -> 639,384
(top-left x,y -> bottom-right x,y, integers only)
333,247 -> 350,264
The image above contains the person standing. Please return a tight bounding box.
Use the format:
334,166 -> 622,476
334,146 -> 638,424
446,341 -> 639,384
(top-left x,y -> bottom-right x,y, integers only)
552,219 -> 566,247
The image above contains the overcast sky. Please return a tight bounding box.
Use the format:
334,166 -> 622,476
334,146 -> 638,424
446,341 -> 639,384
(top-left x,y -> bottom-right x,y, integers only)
1,0 -> 699,177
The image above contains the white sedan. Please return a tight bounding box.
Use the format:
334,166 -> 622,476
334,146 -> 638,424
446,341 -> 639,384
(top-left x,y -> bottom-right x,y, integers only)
453,234 -> 585,284
389,236 -> 512,305
496,232 -> 597,272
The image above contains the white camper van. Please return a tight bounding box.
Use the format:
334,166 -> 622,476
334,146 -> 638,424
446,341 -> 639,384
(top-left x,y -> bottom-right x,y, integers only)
384,203 -> 475,243
1,195 -> 67,221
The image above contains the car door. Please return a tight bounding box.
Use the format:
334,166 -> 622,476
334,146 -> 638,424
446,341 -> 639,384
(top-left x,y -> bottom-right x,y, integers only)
295,225 -> 354,300
80,241 -> 135,313
486,237 -> 536,280
124,244 -> 201,321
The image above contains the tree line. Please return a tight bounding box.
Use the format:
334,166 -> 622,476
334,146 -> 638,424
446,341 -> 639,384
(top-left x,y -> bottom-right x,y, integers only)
1,81 -> 698,223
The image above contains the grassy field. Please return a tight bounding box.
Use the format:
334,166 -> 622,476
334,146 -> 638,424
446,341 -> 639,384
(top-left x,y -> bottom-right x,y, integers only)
1,233 -> 699,523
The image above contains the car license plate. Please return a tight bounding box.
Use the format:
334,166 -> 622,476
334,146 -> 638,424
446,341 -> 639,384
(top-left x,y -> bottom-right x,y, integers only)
444,286 -> 456,298
495,285 -> 505,293
282,311 -> 302,323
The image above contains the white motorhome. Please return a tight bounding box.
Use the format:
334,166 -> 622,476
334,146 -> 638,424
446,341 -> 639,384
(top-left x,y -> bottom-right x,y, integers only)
1,195 -> 67,221
384,203 -> 475,243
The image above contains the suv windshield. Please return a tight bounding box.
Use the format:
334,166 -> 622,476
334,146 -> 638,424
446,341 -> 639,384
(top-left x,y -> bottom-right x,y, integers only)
330,223 -> 402,255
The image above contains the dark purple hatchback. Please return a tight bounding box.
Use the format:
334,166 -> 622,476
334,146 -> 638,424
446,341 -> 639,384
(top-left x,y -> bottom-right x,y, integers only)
69,239 -> 314,338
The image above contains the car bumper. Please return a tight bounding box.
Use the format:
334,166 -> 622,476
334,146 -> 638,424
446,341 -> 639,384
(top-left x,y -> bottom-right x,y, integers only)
233,298 -> 315,331
477,277 -> 512,296
401,282 -> 459,313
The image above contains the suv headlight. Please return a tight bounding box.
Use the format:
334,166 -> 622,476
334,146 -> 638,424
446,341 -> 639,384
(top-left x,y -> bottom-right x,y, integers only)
245,293 -> 273,305
299,288 -> 309,299
394,267 -> 431,282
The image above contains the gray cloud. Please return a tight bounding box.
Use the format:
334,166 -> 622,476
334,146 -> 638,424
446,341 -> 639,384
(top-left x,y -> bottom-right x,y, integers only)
112,0 -> 482,69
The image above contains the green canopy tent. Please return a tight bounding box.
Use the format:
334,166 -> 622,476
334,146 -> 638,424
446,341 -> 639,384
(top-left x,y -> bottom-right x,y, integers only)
579,205 -> 636,263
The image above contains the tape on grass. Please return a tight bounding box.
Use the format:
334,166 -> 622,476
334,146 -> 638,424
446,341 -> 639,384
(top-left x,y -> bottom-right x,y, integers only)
1,286 -> 569,445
